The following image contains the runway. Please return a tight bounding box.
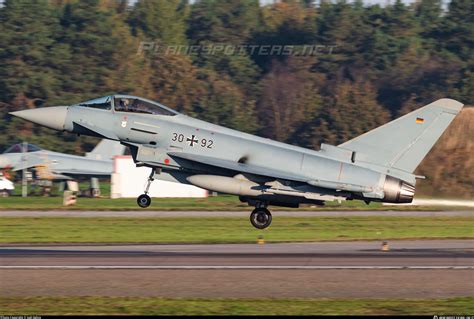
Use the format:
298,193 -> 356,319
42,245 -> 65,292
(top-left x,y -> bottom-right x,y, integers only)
1,240 -> 473,268
1,240 -> 473,298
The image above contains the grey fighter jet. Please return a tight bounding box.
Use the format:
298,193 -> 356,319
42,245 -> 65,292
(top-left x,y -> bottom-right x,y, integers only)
0,139 -> 125,180
11,95 -> 464,228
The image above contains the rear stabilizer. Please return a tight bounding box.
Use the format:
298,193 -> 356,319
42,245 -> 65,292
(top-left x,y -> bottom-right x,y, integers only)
339,98 -> 464,173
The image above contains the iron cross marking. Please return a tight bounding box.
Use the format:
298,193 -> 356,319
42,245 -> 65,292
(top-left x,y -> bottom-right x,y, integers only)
187,135 -> 198,147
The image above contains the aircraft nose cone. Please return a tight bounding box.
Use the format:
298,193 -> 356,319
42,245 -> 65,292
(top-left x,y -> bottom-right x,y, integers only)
10,106 -> 68,131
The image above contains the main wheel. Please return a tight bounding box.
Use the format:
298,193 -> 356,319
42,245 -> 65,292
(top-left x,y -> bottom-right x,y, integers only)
250,208 -> 272,229
137,194 -> 151,208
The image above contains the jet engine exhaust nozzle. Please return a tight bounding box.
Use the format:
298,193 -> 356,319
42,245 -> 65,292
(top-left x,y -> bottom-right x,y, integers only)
383,175 -> 415,203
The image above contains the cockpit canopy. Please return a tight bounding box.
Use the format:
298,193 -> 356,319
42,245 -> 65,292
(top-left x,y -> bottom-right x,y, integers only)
77,96 -> 112,110
76,95 -> 178,116
3,143 -> 42,154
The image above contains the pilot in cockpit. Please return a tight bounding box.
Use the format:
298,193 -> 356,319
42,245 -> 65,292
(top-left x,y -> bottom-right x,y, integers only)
119,98 -> 130,111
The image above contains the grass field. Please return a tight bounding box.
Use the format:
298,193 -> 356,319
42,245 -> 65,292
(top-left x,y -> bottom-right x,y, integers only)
1,216 -> 472,243
1,296 -> 472,315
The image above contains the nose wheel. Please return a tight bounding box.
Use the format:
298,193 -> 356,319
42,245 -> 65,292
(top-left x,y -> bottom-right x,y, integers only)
137,194 -> 151,208
250,207 -> 272,229
137,169 -> 155,208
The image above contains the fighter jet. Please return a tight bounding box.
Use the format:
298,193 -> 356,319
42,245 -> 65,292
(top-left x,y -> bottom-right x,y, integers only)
11,95 -> 464,228
0,139 -> 125,180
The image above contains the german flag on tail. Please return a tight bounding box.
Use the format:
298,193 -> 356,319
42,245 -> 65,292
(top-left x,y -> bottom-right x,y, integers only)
416,117 -> 424,123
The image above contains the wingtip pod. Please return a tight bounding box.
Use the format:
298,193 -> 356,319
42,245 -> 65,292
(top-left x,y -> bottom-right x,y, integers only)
431,98 -> 464,114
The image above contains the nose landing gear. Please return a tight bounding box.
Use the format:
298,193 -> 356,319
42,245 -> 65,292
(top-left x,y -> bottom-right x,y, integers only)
137,169 -> 154,208
250,206 -> 272,229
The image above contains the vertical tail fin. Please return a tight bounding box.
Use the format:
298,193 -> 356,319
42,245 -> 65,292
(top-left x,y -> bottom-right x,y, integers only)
86,139 -> 125,160
339,98 -> 464,173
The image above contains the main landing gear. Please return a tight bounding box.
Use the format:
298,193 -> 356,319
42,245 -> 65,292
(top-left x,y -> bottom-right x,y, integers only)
137,169 -> 154,208
250,204 -> 272,229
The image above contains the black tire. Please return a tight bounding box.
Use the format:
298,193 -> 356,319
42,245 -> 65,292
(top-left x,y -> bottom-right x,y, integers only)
250,208 -> 272,229
137,194 -> 151,208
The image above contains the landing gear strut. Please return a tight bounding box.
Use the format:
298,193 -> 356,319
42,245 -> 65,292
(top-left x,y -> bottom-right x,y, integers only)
250,206 -> 272,229
137,169 -> 154,208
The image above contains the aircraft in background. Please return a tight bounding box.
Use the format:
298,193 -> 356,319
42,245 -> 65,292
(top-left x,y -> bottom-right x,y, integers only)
0,139 -> 125,195
11,95 -> 463,228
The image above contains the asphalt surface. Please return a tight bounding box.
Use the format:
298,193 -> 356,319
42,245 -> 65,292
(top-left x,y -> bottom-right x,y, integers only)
1,240 -> 473,298
1,240 -> 473,268
0,210 -> 472,217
